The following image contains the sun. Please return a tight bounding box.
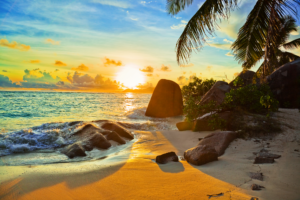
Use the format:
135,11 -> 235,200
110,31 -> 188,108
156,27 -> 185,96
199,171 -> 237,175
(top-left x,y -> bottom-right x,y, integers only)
116,65 -> 145,89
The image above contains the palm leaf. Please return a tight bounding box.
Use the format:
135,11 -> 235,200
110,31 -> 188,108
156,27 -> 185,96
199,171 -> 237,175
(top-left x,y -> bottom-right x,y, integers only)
283,38 -> 300,49
167,0 -> 194,15
174,0 -> 238,64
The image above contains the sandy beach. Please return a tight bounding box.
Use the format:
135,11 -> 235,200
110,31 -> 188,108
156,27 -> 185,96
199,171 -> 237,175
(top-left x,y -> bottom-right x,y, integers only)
0,108 -> 300,200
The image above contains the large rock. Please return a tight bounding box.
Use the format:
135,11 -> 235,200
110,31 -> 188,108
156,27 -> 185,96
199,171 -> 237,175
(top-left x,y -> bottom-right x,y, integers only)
184,145 -> 218,166
88,133 -> 111,149
156,152 -> 179,164
267,58 -> 300,108
64,143 -> 87,159
197,131 -> 237,156
229,70 -> 256,87
192,111 -> 232,132
199,81 -> 231,106
102,122 -> 134,140
106,131 -> 126,145
73,124 -> 101,137
145,79 -> 183,118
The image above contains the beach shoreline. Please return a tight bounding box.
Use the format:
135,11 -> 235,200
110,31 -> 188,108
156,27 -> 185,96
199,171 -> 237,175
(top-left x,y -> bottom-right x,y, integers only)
0,109 -> 300,200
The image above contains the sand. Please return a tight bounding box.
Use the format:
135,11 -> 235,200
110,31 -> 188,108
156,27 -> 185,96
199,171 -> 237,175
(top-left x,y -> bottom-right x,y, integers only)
0,109 -> 300,200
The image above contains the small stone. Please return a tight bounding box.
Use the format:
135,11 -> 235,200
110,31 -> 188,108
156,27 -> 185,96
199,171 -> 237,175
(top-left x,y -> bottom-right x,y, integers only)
251,184 -> 265,190
250,197 -> 259,200
249,172 -> 263,181
254,157 -> 275,164
156,152 -> 179,164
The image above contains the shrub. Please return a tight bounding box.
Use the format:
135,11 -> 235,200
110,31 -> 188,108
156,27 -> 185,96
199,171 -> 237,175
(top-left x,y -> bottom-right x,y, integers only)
182,77 -> 216,104
222,84 -> 279,114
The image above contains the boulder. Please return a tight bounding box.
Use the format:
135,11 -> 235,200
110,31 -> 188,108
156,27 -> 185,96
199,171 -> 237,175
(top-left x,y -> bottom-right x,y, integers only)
73,124 -> 101,137
197,131 -> 237,156
156,152 -> 179,164
267,58 -> 300,108
106,131 -> 126,145
229,70 -> 256,87
102,122 -> 134,140
145,79 -> 183,118
176,121 -> 193,131
192,111 -> 232,132
89,133 -> 111,149
184,145 -> 218,166
199,81 -> 231,106
64,143 -> 86,159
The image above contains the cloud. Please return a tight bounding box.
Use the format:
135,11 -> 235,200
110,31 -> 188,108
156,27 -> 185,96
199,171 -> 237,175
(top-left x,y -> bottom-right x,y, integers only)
225,52 -> 234,56
45,38 -> 60,45
0,74 -> 19,87
177,76 -> 186,82
2,70 -> 8,72
174,16 -> 182,19
233,72 -> 240,78
56,81 -> 64,86
69,71 -> 121,90
71,64 -> 89,71
180,63 -> 194,68
136,82 -> 153,89
206,66 -> 212,71
30,60 -> 40,64
181,20 -> 188,24
103,57 -> 123,67
223,39 -> 233,44
126,11 -> 138,21
208,43 -> 231,50
140,66 -> 154,73
54,60 -> 67,67
160,65 -> 171,72
23,69 -> 60,84
182,71 -> 186,74
291,26 -> 299,35
171,24 -> 186,29
146,74 -> 153,76
0,38 -> 30,51
93,0 -> 132,8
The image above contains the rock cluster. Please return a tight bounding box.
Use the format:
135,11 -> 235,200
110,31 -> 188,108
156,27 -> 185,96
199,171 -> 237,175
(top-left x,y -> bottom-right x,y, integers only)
63,121 -> 134,159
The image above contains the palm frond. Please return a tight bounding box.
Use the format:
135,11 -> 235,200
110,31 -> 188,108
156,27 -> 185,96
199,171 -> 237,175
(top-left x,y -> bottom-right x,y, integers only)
278,50 -> 300,65
275,15 -> 298,48
167,0 -> 194,15
175,0 -> 238,64
283,38 -> 300,49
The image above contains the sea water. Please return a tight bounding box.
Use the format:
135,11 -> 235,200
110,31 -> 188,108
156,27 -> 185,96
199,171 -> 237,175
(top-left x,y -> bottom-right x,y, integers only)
0,91 -> 183,165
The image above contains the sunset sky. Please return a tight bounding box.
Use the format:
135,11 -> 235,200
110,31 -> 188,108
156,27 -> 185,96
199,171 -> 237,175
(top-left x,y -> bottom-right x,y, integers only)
0,0 -> 299,92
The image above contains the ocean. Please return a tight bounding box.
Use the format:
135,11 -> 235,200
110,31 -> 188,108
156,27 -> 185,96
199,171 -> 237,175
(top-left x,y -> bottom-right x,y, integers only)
0,91 -> 183,165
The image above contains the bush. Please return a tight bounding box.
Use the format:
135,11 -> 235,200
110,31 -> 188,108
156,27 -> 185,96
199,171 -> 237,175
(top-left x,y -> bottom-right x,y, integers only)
223,84 -> 279,114
182,77 -> 216,104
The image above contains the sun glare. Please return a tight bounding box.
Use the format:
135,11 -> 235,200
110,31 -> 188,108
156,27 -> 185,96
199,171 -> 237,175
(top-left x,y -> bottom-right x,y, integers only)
116,65 -> 145,89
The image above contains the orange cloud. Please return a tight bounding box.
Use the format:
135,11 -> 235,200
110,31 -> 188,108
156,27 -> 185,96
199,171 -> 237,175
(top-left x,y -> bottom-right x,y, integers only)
146,74 -> 153,76
54,61 -> 67,67
180,63 -> 194,68
0,38 -> 30,51
103,57 -> 123,67
45,38 -> 60,45
206,66 -> 212,71
160,64 -> 171,72
30,60 -> 40,64
140,66 -> 154,73
72,64 -> 89,71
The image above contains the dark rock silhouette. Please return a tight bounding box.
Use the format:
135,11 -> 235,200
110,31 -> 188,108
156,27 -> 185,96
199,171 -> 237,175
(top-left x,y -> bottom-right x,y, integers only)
89,133 -> 112,149
156,152 -> 179,164
145,79 -> 183,118
229,70 -> 256,87
267,58 -> 300,108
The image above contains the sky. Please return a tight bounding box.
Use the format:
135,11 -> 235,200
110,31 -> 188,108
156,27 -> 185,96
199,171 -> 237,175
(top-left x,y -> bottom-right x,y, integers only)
0,0 -> 299,92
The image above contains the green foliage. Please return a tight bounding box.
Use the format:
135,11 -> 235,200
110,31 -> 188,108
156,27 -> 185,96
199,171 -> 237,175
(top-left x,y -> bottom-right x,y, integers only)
207,113 -> 227,131
223,84 -> 279,114
233,76 -> 244,87
182,77 -> 216,104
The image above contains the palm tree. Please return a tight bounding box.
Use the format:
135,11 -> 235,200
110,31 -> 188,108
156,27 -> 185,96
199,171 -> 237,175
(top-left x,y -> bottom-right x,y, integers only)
233,15 -> 300,77
168,0 -> 300,78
